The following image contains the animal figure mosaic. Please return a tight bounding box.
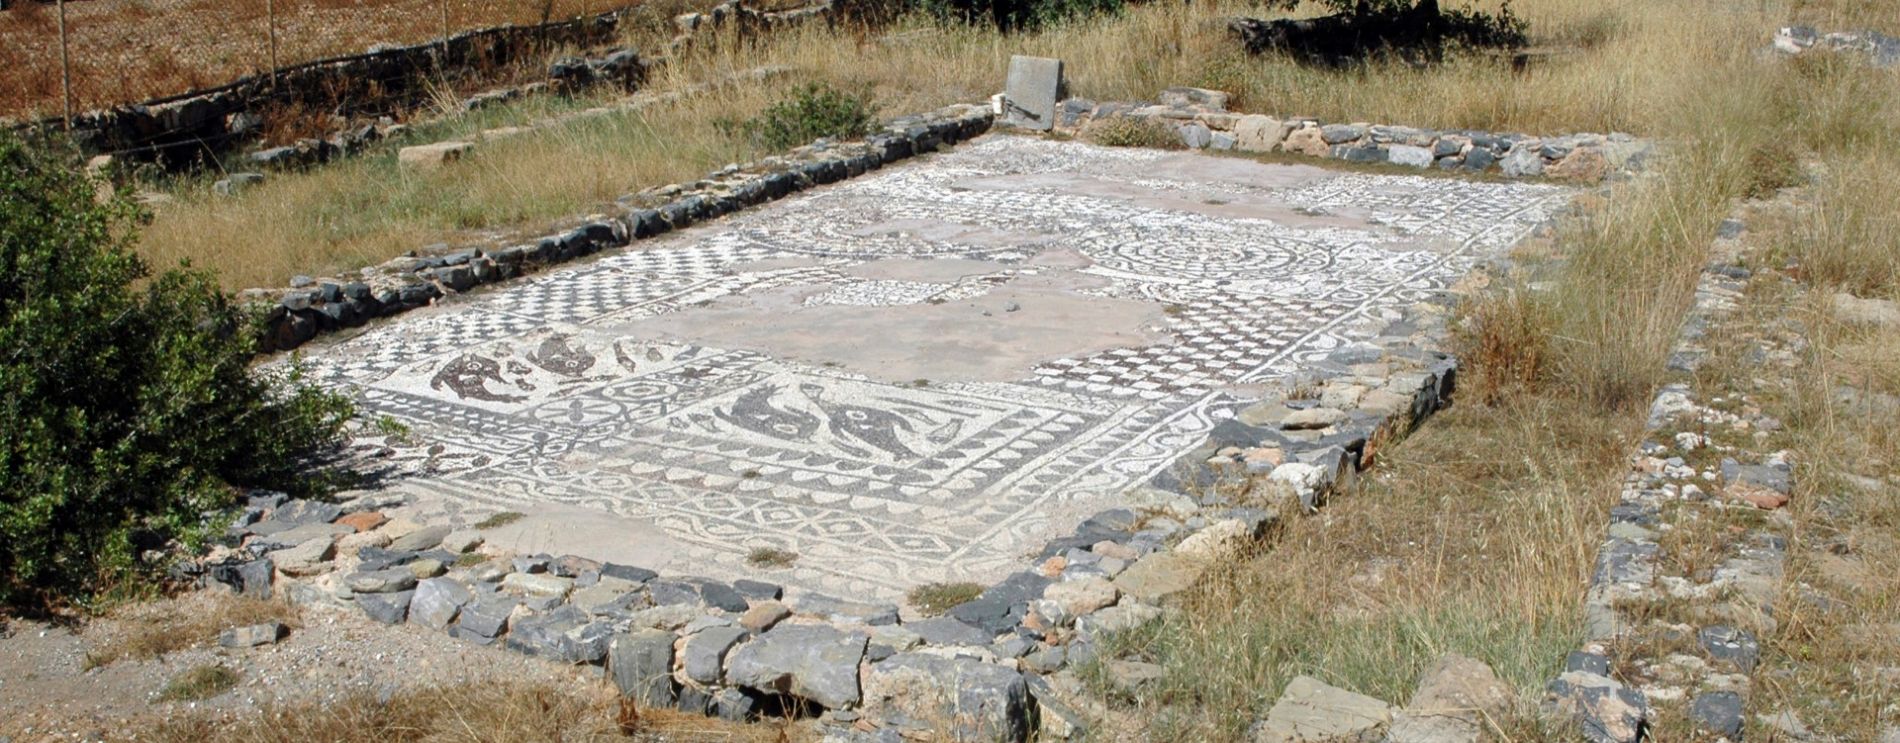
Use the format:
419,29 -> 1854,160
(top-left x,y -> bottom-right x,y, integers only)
287,137 -> 1571,596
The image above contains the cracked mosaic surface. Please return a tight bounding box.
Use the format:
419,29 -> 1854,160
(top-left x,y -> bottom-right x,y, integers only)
290,137 -> 1573,597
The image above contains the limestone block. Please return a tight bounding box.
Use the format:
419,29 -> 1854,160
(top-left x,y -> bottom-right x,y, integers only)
399,141 -> 474,171
1004,56 -> 1064,131
1235,115 -> 1291,152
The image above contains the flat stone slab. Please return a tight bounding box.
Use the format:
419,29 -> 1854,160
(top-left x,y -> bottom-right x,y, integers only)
289,136 -> 1570,598
1004,56 -> 1064,131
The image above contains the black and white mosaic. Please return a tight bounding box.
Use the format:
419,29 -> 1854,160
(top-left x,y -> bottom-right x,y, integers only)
288,137 -> 1571,597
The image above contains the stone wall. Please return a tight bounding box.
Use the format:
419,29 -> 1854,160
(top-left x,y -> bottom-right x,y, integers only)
1545,206 -> 1794,741
1771,25 -> 1900,67
1044,86 -> 1654,183
8,9 -> 636,165
242,103 -> 995,354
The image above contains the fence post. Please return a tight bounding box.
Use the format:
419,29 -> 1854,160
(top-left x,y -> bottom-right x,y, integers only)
56,0 -> 72,130
266,0 -> 279,91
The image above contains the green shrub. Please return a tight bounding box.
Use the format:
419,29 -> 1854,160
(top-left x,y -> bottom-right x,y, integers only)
732,83 -> 878,151
0,134 -> 353,610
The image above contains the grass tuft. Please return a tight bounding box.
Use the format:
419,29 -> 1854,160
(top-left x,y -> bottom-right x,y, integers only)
83,593 -> 299,669
159,664 -> 239,702
907,581 -> 984,616
472,511 -> 525,529
745,546 -> 799,569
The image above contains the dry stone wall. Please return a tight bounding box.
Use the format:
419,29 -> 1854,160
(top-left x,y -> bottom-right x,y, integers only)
243,103 -> 995,354
1043,86 -> 1654,183
8,9 -> 637,165
1546,205 -> 1796,742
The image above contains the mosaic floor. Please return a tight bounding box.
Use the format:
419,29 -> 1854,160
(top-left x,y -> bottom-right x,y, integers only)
295,136 -> 1574,597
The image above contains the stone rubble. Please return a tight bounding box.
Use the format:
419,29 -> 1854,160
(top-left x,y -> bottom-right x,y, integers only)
1771,26 -> 1900,67
1547,202 -> 1796,740
1014,86 -> 1652,184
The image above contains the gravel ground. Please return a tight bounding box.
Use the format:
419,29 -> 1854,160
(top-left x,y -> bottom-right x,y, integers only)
0,590 -> 605,741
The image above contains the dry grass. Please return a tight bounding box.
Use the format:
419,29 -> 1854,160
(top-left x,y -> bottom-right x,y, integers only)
151,678 -> 803,742
159,663 -> 240,702
473,510 -> 527,529
82,591 -> 299,669
132,0 -> 1800,290
138,82 -> 764,288
746,546 -> 800,568
1101,1 -> 1900,738
1115,397 -> 1635,738
0,0 -> 632,120
1739,128 -> 1900,738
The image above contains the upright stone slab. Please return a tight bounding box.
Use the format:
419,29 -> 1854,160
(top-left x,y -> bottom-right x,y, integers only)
1004,56 -> 1064,131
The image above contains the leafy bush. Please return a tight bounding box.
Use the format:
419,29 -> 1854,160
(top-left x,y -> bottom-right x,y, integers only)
732,83 -> 877,151
0,133 -> 353,609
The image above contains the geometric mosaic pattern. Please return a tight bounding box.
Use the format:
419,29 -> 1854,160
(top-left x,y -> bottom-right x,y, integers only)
286,137 -> 1573,598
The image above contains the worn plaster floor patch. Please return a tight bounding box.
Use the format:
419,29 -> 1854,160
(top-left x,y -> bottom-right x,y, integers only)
289,136 -> 1572,598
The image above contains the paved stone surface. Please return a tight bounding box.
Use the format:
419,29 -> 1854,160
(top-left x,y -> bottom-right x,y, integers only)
288,136 -> 1570,597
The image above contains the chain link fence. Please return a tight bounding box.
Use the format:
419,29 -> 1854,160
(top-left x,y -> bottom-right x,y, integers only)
0,0 -> 634,123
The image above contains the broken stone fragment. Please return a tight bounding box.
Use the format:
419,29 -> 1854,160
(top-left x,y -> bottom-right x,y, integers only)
1386,654 -> 1513,743
501,571 -> 573,597
611,628 -> 678,708
398,141 -> 474,171
681,625 -> 748,685
218,621 -> 287,648
408,577 -> 473,630
861,653 -> 1031,742
724,624 -> 867,710
1251,675 -> 1394,743
1545,671 -> 1646,743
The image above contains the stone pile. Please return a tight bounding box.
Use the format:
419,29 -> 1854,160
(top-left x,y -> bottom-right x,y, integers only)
669,0 -> 835,55
241,102 -> 991,354
1547,208 -> 1795,741
1771,26 -> 1900,67
1027,85 -> 1652,182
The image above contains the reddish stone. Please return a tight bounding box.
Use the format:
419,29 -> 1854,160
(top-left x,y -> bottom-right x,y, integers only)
1727,483 -> 1789,510
335,511 -> 388,533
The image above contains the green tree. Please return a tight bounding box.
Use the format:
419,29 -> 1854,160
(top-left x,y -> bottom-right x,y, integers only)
0,134 -> 353,609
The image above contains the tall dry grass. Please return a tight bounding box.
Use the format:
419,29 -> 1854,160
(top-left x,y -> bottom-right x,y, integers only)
1105,1 -> 1900,738
152,678 -> 801,742
138,84 -> 765,289
136,0 -> 1796,290
0,0 -> 631,119
1104,399 -> 1634,739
